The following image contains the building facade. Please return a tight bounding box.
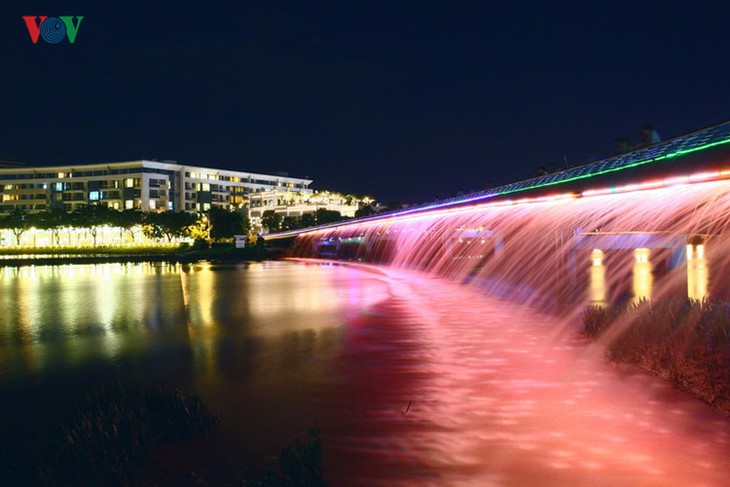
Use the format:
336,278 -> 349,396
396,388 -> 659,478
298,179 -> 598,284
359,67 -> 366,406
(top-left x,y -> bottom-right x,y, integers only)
0,160 -> 312,215
249,189 -> 365,233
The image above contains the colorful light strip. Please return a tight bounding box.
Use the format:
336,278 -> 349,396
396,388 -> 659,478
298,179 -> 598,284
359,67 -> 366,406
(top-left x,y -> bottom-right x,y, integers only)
284,169 -> 730,239
581,170 -> 730,197
267,122 -> 730,239
496,136 -> 730,197
288,192 -> 578,237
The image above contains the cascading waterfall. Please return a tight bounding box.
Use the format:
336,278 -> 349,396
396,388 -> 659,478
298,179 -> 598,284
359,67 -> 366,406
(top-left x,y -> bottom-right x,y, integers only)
268,123 -> 730,485
290,178 -> 730,311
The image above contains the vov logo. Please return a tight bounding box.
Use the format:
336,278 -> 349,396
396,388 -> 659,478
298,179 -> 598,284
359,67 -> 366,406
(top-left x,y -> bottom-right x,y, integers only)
22,16 -> 84,44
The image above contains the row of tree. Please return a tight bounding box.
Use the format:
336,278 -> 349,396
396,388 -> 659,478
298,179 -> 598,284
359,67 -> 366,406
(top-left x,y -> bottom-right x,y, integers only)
0,205 -> 250,246
259,205 -> 380,233
260,208 -> 346,233
0,202 -> 385,247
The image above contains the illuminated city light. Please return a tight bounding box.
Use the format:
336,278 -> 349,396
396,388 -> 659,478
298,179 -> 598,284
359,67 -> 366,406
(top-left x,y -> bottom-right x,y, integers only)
279,170 -> 730,241
277,192 -> 577,239
268,121 -> 730,240
687,243 -> 709,301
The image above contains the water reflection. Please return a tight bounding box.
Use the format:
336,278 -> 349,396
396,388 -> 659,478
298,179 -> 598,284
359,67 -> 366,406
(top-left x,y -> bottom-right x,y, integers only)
0,263 -> 187,376
0,261 -> 387,380
0,261 -> 729,484
319,266 -> 730,486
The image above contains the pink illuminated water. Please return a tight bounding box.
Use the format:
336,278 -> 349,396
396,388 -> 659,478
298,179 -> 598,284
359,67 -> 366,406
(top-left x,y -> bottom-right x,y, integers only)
293,179 -> 730,307
287,179 -> 730,485
318,265 -> 730,486
5,180 -> 730,483
0,260 -> 729,484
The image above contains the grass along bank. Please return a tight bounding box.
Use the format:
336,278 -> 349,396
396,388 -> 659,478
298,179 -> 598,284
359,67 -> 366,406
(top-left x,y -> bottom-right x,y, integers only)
582,299 -> 730,415
0,382 -> 325,486
0,242 -> 282,266
0,383 -> 221,486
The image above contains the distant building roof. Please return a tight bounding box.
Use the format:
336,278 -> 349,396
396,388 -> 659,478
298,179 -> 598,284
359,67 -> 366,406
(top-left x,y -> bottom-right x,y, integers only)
0,160 -> 25,168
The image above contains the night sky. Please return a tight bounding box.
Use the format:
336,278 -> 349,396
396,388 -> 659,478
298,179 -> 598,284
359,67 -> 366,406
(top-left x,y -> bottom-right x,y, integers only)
2,1 -> 728,203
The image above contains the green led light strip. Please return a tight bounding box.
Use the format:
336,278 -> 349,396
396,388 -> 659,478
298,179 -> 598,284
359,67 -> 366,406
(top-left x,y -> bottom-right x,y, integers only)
267,127 -> 730,239
496,136 -> 730,197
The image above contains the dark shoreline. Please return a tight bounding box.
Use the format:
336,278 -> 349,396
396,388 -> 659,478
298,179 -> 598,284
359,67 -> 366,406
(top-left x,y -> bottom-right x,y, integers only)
0,246 -> 284,267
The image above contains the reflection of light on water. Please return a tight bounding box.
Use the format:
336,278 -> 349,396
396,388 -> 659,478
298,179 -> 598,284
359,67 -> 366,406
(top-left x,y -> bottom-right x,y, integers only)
321,267 -> 730,486
246,262 -> 347,330
181,263 -> 218,379
632,248 -> 652,303
687,244 -> 708,300
589,249 -> 606,306
94,265 -> 118,321
16,267 -> 42,373
185,263 -> 215,327
0,263 -> 188,369
93,264 -> 124,356
180,270 -> 190,309
2,259 -> 730,485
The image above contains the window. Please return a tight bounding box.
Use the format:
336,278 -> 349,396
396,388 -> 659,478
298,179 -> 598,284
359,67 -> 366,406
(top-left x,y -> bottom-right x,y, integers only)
89,191 -> 100,201
125,200 -> 134,210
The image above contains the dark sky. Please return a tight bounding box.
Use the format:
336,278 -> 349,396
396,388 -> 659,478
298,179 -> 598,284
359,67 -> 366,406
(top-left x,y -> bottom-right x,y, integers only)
2,1 -> 728,203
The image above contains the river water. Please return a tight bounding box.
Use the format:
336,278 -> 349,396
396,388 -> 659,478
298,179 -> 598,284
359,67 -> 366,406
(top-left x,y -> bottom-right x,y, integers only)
0,260 -> 728,485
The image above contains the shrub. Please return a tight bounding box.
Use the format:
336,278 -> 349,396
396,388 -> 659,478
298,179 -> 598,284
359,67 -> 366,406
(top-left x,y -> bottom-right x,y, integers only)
582,299 -> 730,413
581,304 -> 625,338
4,383 -> 221,486
251,428 -> 326,487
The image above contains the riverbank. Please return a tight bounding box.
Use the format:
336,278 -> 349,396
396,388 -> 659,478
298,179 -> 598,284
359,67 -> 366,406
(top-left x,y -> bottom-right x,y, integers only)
0,244 -> 285,267
0,381 -> 324,486
582,299 -> 730,417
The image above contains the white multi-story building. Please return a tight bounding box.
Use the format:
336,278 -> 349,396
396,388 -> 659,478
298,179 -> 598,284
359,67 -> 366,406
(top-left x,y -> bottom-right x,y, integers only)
0,160 -> 312,214
249,189 -> 366,232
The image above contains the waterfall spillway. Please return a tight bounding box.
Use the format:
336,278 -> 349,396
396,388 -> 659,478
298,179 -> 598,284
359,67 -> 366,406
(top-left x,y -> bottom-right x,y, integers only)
280,121 -> 730,307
